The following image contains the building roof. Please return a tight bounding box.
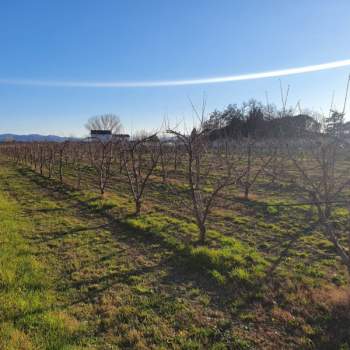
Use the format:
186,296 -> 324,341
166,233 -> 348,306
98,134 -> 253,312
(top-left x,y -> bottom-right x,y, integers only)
90,130 -> 112,135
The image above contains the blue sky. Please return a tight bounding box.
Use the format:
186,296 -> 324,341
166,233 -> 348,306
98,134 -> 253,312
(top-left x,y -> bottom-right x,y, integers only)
0,1 -> 350,136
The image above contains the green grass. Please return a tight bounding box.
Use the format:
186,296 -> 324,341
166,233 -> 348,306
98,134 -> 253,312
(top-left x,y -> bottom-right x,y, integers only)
1,162 -> 256,349
0,178 -> 84,349
1,159 -> 350,349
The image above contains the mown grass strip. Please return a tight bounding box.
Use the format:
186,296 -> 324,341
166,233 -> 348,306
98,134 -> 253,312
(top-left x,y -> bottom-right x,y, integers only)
0,178 -> 84,350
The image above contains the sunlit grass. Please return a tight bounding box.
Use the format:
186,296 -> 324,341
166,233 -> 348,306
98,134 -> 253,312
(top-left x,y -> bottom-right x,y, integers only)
0,177 -> 84,349
1,159 -> 350,349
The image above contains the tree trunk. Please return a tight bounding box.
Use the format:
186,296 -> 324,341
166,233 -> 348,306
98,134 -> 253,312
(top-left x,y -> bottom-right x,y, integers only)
76,169 -> 81,190
135,199 -> 142,216
59,153 -> 63,183
40,148 -> 43,175
198,221 -> 206,243
244,185 -> 249,200
174,149 -> 178,171
48,162 -> 52,178
99,171 -> 105,197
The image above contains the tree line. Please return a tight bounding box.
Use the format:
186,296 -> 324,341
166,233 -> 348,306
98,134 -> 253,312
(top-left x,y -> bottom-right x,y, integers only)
204,99 -> 350,139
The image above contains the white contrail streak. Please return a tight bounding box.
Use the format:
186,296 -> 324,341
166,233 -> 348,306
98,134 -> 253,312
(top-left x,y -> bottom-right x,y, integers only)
1,59 -> 350,88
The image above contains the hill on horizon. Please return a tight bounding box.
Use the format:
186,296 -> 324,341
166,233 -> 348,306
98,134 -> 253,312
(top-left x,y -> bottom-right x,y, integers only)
0,133 -> 79,142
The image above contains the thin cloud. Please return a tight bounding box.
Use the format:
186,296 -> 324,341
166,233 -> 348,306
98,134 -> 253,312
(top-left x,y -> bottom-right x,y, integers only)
1,59 -> 350,88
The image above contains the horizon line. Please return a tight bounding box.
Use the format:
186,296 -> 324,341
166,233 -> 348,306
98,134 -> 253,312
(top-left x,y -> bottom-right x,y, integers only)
1,59 -> 350,88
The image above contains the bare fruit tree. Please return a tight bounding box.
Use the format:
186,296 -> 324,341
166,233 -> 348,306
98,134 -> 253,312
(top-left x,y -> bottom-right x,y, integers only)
237,138 -> 277,199
70,141 -> 87,190
88,138 -> 115,197
121,134 -> 160,216
167,127 -> 246,243
57,141 -> 69,183
166,97 -> 247,244
287,135 -> 350,273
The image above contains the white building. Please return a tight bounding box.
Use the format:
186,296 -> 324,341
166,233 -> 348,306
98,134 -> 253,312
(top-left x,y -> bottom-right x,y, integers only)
90,130 -> 112,143
90,130 -> 130,143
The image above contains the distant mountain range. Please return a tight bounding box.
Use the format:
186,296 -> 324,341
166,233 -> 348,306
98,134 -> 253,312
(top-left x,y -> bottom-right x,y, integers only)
0,134 -> 79,142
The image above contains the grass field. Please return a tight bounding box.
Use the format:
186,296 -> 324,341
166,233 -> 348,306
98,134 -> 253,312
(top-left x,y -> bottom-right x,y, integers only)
1,158 -> 350,349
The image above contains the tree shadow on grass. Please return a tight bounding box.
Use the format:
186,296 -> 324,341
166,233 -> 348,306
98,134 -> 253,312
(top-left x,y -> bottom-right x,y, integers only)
15,168 -> 276,295
31,224 -> 109,243
15,166 -> 343,329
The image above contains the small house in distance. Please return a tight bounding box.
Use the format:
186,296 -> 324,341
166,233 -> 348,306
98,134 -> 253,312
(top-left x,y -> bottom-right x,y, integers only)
90,130 -> 112,143
90,130 -> 130,143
